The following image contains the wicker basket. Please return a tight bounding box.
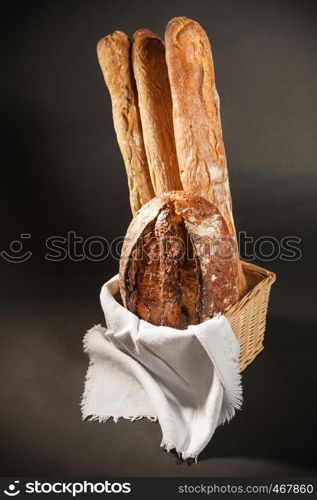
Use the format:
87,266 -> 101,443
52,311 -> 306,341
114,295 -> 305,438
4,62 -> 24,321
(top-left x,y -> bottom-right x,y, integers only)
225,261 -> 276,372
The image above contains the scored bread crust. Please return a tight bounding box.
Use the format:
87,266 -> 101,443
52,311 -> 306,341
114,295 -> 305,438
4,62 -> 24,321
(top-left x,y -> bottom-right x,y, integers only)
165,17 -> 247,296
132,29 -> 183,195
119,191 -> 240,329
97,31 -> 154,215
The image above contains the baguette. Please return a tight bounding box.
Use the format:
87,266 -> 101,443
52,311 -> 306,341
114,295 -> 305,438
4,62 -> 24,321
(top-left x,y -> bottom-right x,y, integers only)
97,31 -> 154,215
165,17 -> 247,296
132,29 -> 182,195
120,191 -> 240,329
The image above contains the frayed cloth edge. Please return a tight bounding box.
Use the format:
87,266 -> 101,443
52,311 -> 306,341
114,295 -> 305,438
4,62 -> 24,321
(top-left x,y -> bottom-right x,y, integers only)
160,438 -> 198,463
82,414 -> 158,424
81,326 -> 158,424
216,317 -> 243,425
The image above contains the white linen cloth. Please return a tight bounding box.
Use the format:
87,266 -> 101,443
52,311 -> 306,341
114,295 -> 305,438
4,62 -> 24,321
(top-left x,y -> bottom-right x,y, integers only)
81,275 -> 242,461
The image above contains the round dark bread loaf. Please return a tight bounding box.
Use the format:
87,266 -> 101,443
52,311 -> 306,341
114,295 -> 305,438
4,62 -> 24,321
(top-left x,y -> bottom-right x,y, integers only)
119,191 -> 240,329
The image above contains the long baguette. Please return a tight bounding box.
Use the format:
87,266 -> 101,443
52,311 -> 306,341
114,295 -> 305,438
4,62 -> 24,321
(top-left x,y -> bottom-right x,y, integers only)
165,17 -> 247,296
132,29 -> 182,195
97,31 -> 154,215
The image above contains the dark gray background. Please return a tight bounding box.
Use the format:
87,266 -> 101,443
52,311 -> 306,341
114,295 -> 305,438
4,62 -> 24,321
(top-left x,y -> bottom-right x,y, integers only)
1,0 -> 316,476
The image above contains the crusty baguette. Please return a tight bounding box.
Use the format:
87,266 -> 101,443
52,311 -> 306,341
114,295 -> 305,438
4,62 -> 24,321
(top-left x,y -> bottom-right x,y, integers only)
120,191 -> 240,329
132,29 -> 182,195
165,17 -> 247,296
97,31 -> 154,215
165,17 -> 233,233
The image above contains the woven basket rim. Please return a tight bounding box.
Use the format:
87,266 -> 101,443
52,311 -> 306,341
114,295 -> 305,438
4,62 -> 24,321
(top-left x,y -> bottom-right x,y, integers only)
226,261 -> 276,319
241,260 -> 276,283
